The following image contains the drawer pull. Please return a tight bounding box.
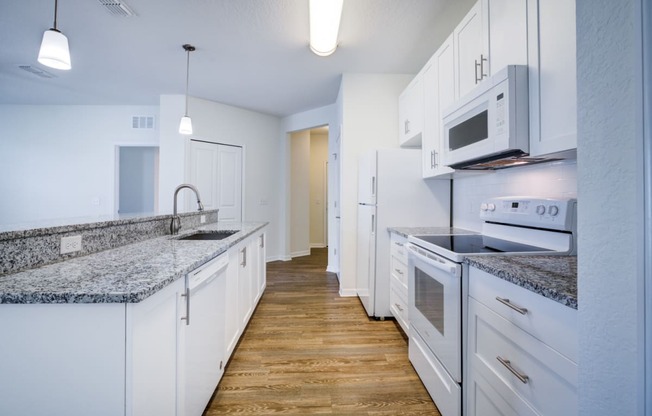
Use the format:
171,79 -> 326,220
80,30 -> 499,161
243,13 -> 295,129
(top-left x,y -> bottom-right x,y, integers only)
394,241 -> 404,247
394,268 -> 404,275
497,356 -> 529,384
394,303 -> 403,312
495,297 -> 528,315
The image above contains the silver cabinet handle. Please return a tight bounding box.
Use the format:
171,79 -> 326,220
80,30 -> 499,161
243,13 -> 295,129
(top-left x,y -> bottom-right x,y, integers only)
394,303 -> 403,312
259,234 -> 264,248
495,297 -> 528,315
475,59 -> 481,84
241,247 -> 247,267
474,54 -> 488,83
394,268 -> 404,275
180,275 -> 190,326
405,119 -> 410,134
394,241 -> 404,247
430,150 -> 435,169
497,356 -> 529,384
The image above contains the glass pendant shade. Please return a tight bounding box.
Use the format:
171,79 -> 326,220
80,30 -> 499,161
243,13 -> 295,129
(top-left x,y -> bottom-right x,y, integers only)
309,0 -> 344,56
38,28 -> 71,70
179,115 -> 193,135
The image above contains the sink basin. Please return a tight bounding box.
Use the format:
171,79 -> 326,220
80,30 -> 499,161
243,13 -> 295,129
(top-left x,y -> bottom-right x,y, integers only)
176,230 -> 237,241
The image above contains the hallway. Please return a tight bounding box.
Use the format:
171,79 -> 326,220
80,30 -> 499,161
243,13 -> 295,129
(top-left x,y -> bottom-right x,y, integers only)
205,248 -> 441,415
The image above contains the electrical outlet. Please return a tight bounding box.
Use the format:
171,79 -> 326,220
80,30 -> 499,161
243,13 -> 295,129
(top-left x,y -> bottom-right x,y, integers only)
61,235 -> 82,254
200,215 -> 206,224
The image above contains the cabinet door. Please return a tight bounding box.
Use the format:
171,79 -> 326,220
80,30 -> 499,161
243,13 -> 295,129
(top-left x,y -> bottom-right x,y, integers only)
486,0 -> 528,73
454,1 -> 488,98
527,0 -> 577,156
238,243 -> 253,328
225,244 -> 241,358
257,232 -> 267,299
423,34 -> 457,178
398,74 -> 424,147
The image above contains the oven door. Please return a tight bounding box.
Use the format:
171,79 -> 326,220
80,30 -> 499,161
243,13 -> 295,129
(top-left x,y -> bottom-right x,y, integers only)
407,243 -> 462,382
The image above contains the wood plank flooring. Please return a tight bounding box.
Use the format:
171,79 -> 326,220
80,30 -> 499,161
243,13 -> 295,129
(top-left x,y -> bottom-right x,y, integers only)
205,248 -> 441,415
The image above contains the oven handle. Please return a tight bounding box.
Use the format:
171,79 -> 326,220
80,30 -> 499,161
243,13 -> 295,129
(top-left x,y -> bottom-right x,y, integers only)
407,243 -> 458,275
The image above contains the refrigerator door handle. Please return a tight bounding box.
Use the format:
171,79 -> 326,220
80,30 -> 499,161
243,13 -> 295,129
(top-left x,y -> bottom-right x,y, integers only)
371,176 -> 376,198
371,214 -> 375,233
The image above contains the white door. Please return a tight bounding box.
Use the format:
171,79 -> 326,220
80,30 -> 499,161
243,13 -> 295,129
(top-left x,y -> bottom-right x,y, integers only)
188,140 -> 242,221
216,145 -> 243,222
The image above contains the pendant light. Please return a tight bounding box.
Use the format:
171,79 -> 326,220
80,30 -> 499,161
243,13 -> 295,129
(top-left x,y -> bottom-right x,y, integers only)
309,0 -> 344,57
179,44 -> 195,135
38,0 -> 71,70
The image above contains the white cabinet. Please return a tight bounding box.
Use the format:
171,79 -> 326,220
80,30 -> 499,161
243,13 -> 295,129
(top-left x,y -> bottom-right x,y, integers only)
486,0 -> 528,75
466,267 -> 578,416
398,73 -> 424,147
238,242 -> 253,329
255,232 -> 267,302
454,1 -> 488,99
225,241 -> 241,357
388,232 -> 409,333
422,34 -> 456,178
527,0 -> 577,157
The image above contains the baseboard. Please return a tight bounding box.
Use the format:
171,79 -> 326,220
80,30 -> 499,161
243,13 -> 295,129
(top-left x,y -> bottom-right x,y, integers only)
326,265 -> 339,274
291,250 -> 311,258
265,255 -> 291,262
339,288 -> 358,297
310,243 -> 327,248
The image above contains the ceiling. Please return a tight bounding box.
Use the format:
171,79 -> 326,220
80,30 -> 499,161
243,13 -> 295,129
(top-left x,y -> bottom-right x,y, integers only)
0,0 -> 469,117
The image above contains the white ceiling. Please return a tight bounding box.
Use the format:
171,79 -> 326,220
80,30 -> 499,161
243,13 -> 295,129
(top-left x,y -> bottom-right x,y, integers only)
0,0 -> 471,117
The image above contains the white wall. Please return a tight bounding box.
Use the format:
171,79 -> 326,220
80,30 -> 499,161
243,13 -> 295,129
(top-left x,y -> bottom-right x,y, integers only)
336,74 -> 413,296
290,130 -> 310,257
452,160 -> 577,231
158,95 -> 283,261
576,0 -> 645,413
0,104 -> 159,228
309,132 -> 328,247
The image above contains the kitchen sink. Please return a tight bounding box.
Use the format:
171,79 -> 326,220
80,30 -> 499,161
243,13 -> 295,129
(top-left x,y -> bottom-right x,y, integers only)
175,230 -> 238,241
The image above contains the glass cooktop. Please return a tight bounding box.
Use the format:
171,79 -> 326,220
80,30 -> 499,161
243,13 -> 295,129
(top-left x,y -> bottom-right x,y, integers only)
413,234 -> 553,254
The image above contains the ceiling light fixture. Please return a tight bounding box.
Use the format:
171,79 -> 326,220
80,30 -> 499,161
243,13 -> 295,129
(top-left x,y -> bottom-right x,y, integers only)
38,0 -> 71,70
179,44 -> 196,135
309,0 -> 344,57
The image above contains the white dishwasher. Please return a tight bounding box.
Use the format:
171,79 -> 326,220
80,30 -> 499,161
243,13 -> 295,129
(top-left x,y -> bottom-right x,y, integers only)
178,253 -> 228,416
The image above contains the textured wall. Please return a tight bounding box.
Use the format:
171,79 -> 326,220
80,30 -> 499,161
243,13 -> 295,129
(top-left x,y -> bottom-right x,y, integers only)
576,0 -> 645,414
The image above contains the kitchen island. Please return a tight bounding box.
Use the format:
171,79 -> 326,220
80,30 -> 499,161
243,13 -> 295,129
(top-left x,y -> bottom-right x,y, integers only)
0,221 -> 268,416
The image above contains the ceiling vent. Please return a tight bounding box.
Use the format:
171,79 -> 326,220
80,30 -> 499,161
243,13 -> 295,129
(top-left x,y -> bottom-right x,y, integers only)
97,0 -> 136,17
18,65 -> 57,79
132,116 -> 155,129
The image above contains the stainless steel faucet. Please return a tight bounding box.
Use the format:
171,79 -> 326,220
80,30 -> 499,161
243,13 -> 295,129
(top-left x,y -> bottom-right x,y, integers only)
171,184 -> 204,235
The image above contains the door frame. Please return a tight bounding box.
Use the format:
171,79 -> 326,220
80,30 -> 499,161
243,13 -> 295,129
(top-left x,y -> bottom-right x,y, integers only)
643,0 -> 652,411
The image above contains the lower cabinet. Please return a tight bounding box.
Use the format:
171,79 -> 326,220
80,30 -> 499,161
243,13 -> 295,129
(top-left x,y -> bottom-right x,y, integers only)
0,226 -> 267,416
389,232 -> 409,333
466,267 -> 578,416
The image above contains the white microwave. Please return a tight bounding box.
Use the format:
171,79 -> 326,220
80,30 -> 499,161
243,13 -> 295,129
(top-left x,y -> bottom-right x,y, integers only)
442,65 -> 529,169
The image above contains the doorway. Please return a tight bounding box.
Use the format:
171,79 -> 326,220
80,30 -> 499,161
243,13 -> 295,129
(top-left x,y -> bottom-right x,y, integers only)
116,146 -> 159,215
289,126 -> 329,257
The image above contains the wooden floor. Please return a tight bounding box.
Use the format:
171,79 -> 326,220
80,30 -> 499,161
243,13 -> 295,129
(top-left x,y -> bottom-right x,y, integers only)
205,248 -> 441,415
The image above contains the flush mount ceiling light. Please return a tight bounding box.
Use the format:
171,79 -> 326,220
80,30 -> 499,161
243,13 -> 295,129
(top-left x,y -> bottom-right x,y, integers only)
179,44 -> 196,135
38,0 -> 71,70
309,0 -> 344,57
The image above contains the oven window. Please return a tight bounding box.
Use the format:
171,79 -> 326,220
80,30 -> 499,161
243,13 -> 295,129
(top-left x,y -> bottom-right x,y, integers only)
449,110 -> 488,151
415,267 -> 445,335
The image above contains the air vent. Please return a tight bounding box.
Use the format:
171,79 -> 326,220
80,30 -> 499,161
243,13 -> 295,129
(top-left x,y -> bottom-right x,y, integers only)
18,65 -> 57,79
132,116 -> 155,129
97,0 -> 136,17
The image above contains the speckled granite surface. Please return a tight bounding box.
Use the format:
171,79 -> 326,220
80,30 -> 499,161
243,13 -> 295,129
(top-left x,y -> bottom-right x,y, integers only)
0,210 -> 218,276
387,226 -> 478,238
0,222 -> 266,304
465,255 -> 577,309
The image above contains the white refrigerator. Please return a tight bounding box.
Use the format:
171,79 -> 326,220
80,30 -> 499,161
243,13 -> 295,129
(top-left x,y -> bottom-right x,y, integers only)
356,148 -> 451,318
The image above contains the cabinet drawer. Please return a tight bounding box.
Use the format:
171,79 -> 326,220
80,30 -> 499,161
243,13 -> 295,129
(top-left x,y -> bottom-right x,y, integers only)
390,233 -> 408,260
468,298 -> 577,415
389,277 -> 408,333
468,266 -> 577,362
390,255 -> 408,286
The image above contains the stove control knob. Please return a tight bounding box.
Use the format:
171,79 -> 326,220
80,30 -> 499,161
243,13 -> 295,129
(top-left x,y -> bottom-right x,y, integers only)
487,203 -> 496,212
480,203 -> 488,211
536,205 -> 546,215
548,205 -> 559,216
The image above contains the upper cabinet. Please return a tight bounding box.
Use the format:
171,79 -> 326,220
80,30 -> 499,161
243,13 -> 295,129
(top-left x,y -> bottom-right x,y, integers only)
486,0 -> 528,72
422,34 -> 456,179
454,1 -> 489,99
398,73 -> 424,147
527,0 -> 577,156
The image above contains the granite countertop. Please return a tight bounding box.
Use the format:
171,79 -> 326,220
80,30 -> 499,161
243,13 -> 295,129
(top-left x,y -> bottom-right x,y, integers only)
388,226 -> 478,238
0,222 -> 267,305
465,255 -> 577,309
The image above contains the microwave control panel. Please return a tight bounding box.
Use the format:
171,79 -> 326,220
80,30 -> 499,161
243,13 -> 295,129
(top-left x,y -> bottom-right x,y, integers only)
480,197 -> 577,231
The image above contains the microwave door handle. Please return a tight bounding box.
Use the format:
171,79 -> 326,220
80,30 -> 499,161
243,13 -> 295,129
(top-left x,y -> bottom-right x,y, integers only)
408,244 -> 458,275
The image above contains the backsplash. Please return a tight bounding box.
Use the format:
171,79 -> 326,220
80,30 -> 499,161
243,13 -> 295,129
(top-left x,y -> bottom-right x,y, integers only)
452,160 -> 577,231
0,210 -> 218,276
